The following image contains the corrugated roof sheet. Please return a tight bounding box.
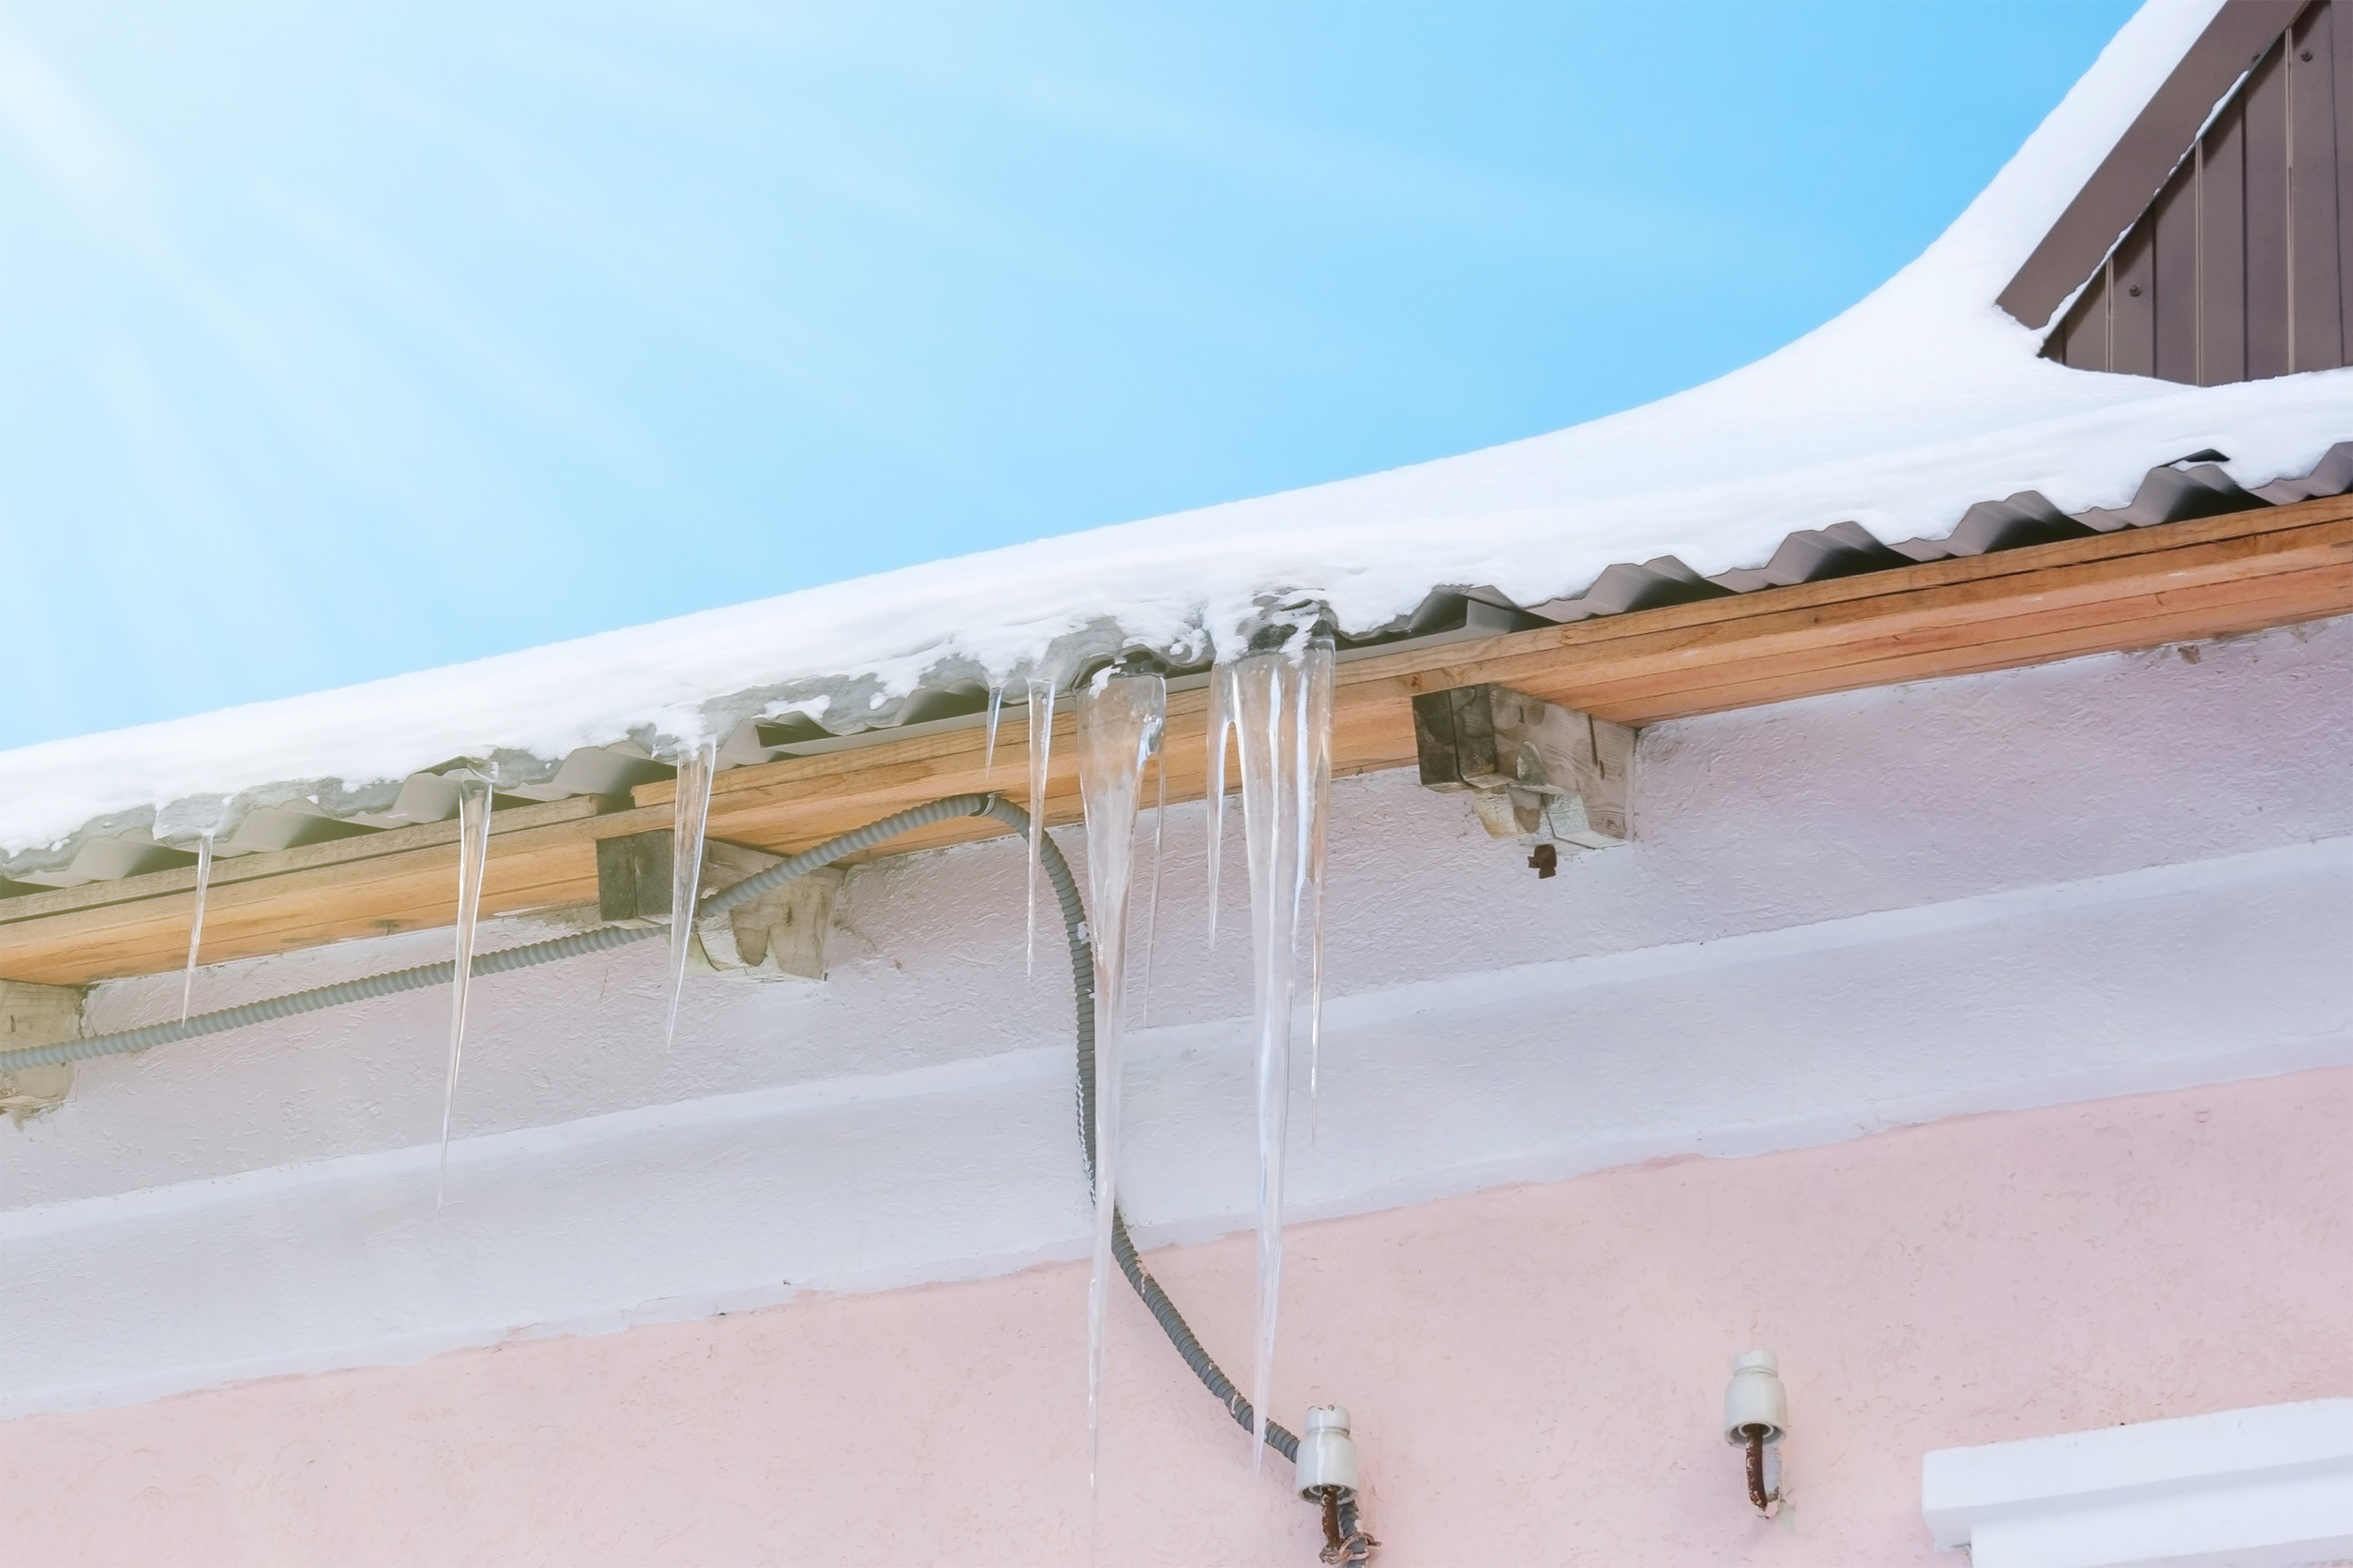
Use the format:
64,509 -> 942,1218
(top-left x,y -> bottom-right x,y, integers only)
8,438 -> 2346,896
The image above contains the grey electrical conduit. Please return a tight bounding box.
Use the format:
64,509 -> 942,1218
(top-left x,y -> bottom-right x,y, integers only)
0,792 -> 1308,1466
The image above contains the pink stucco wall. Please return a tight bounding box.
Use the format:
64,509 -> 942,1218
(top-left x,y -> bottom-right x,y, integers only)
6,1066 -> 2347,1566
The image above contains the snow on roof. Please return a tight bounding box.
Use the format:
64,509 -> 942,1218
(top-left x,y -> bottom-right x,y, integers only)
5,0 -> 2349,867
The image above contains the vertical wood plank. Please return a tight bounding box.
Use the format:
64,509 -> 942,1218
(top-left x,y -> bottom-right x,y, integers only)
2041,307 -> 2072,365
2245,39 -> 2294,377
2199,103 -> 2249,384
2290,3 -> 2345,369
2333,0 -> 2353,358
2060,266 -> 2110,370
2152,159 -> 2199,382
2110,217 -> 2157,375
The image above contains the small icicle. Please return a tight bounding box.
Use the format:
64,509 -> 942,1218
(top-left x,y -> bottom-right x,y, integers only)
1137,741 -> 1168,1027
1302,635 -> 1335,1132
663,738 -> 717,1053
436,769 -> 495,1209
1076,670 -> 1165,1509
982,681 -> 1005,783
1024,676 -> 1058,976
177,831 -> 215,1023
1205,659 -> 1234,948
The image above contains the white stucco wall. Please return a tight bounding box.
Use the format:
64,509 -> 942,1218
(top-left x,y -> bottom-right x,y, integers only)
5,613 -> 2351,1417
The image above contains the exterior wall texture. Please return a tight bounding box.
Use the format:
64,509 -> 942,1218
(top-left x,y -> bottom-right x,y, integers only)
6,615 -> 2353,1559
0,1065 -> 2341,1565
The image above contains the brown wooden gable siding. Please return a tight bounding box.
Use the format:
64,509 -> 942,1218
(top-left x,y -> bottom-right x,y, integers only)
2045,0 -> 2353,382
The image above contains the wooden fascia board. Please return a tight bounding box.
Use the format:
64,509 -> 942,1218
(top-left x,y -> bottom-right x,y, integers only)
5,490 -> 2351,988
0,795 -> 651,988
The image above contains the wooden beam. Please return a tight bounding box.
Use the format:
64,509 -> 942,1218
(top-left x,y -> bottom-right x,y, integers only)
0,795 -> 642,988
5,491 -> 2349,987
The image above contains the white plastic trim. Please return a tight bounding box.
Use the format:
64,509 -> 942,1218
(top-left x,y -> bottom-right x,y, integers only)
1922,1399 -> 2353,1568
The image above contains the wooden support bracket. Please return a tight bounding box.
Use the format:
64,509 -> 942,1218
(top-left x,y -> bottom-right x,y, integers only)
1413,683 -> 1636,849
0,981 -> 82,1122
596,830 -> 839,982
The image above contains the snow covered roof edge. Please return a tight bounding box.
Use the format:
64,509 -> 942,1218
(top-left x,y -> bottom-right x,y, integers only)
5,0 -> 2350,867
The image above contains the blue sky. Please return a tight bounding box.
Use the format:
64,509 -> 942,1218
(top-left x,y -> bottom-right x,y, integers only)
0,1 -> 2134,748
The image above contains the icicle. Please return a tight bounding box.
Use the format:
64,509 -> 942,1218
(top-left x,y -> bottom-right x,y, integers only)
982,681 -> 1005,783
1024,676 -> 1058,976
436,769 -> 494,1209
1302,636 -> 1335,1129
177,831 -> 215,1024
1233,651 -> 1294,1467
1205,660 -> 1234,948
663,738 -> 717,1052
1076,671 -> 1166,1505
1230,636 -> 1336,1468
1137,742 -> 1168,1027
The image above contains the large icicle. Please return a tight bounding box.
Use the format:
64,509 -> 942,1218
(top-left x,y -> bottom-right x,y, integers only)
1076,670 -> 1165,1503
1024,676 -> 1058,975
663,739 -> 716,1052
1229,636 -> 1335,1468
1205,661 -> 1234,947
1137,744 -> 1168,1025
1301,636 -> 1335,1123
436,769 -> 495,1207
177,831 -> 215,1023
